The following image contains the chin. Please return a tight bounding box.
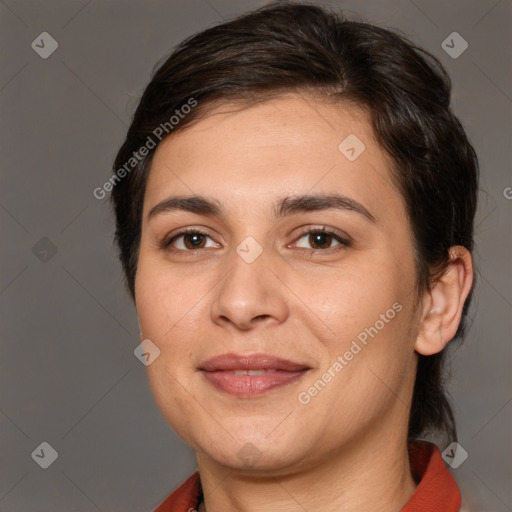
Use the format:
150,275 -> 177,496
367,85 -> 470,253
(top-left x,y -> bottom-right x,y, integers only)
193,426 -> 311,473
207,446 -> 301,473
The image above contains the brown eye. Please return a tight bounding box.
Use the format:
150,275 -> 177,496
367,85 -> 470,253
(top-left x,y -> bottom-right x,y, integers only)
182,232 -> 207,249
165,230 -> 218,252
308,232 -> 335,250
294,229 -> 351,251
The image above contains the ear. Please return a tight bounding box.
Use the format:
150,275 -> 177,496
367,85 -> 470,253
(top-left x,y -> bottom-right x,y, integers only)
415,246 -> 474,356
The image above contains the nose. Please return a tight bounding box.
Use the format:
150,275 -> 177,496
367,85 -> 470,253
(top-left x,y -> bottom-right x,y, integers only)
210,243 -> 289,331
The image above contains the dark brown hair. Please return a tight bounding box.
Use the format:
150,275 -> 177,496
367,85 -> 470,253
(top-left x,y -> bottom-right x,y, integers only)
111,0 -> 478,444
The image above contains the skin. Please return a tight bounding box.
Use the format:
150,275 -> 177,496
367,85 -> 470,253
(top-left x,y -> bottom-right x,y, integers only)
135,93 -> 473,512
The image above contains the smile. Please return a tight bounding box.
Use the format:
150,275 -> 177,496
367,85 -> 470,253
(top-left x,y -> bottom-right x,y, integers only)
201,368 -> 308,397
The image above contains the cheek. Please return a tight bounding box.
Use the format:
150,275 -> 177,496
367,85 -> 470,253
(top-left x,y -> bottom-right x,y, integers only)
135,257 -> 210,392
135,255 -> 201,339
298,257 -> 417,395
308,304 -> 416,415
294,257 -> 405,338
135,261 -> 204,439
144,360 -> 201,447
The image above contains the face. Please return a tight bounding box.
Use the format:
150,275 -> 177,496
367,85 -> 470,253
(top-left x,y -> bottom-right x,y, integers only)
135,94 -> 422,474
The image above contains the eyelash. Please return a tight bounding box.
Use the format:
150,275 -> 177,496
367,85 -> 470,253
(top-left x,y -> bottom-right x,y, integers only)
162,226 -> 351,254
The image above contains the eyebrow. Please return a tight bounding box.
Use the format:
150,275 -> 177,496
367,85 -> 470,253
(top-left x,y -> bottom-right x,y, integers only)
147,193 -> 376,223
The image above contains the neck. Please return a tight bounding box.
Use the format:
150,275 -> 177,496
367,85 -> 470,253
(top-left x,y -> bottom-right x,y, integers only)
195,424 -> 417,512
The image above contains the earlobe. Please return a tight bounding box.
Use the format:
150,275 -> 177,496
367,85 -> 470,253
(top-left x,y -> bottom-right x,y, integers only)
415,246 -> 473,356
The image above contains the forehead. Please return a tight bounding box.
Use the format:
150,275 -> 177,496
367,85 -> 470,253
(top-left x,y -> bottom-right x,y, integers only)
143,94 -> 403,221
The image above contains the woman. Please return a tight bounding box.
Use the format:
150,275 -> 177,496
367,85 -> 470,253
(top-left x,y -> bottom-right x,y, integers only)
111,2 -> 478,511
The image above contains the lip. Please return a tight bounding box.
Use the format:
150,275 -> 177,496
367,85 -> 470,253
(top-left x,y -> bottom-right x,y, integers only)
199,353 -> 310,397
200,353 -> 309,372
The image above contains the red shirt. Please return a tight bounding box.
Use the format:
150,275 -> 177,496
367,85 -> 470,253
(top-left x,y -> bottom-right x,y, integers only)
154,441 -> 461,512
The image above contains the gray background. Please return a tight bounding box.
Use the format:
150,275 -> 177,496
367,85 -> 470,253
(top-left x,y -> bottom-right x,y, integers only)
0,0 -> 510,511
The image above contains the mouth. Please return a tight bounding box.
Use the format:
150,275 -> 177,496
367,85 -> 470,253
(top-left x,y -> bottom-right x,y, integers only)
198,353 -> 311,397
222,369 -> 279,375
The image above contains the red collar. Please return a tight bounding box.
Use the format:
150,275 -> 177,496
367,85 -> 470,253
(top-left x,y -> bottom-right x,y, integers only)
403,441 -> 461,511
155,441 -> 460,511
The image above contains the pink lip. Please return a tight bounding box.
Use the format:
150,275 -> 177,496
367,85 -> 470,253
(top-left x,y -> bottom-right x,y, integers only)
199,353 -> 310,397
